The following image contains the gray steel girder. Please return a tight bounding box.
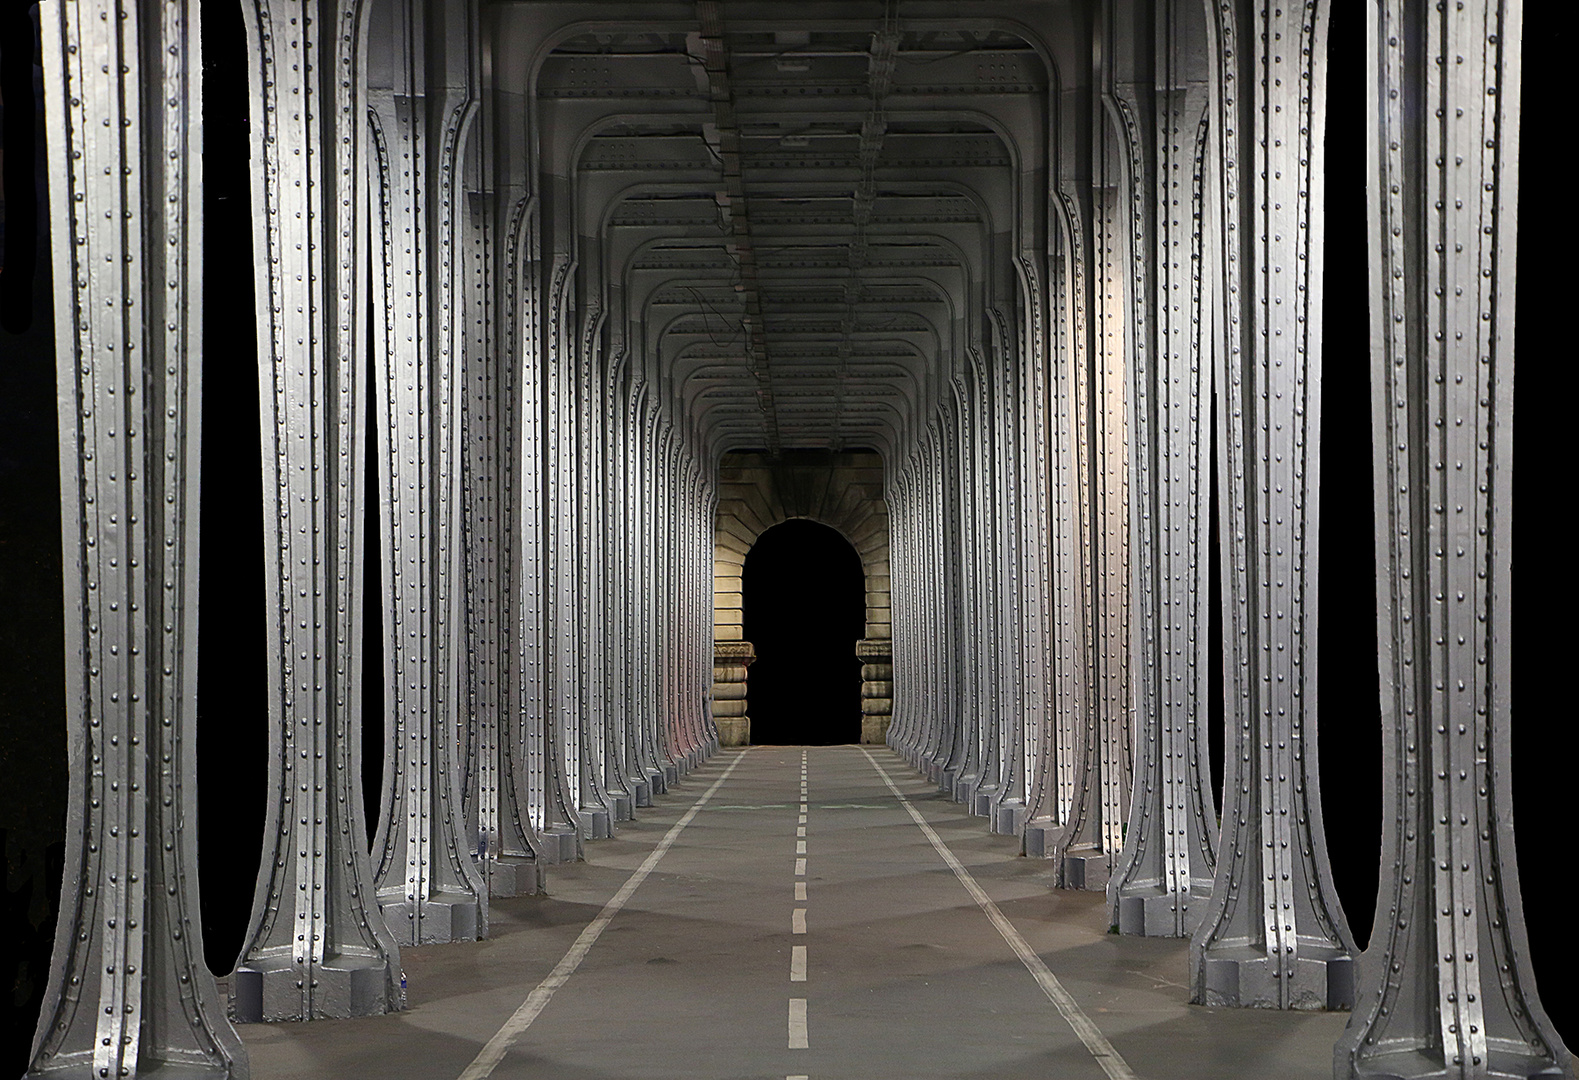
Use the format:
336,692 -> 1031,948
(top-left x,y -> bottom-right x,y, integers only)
231,0 -> 405,1023
27,2 -> 248,1074
1333,2 -> 1572,1076
1189,0 -> 1356,1011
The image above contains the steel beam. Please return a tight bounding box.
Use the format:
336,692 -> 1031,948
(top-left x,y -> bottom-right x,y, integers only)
29,2 -> 248,1074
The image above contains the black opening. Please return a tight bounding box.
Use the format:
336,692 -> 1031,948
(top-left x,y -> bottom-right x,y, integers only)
741,519 -> 865,745
1316,3 -> 1383,950
1207,386 -> 1224,819
195,0 -> 265,976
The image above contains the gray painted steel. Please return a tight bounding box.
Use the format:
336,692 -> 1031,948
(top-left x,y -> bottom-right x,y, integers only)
25,2 -> 1569,1076
28,2 -> 248,1074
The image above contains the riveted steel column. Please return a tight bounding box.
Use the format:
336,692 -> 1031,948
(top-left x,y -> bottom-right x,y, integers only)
1110,0 -> 1220,939
1017,254 -> 1055,845
30,3 -> 248,1074
233,0 -> 404,1022
460,186 -> 548,899
365,89 -> 489,945
1046,113 -> 1133,889
1190,0 -> 1356,1011
1026,184 -> 1095,856
1334,1 -> 1571,1074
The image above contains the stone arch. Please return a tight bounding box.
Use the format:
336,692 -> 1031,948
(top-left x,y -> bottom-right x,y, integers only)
713,451 -> 892,746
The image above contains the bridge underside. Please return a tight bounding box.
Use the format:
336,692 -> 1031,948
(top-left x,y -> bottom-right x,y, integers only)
14,1 -> 1571,1079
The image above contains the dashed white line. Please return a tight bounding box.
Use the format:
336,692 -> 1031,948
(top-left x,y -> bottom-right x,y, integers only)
788,998 -> 809,1049
794,857 -> 806,876
456,753 -> 746,1080
792,908 -> 807,934
858,748 -> 1138,1080
796,825 -> 806,837
790,945 -> 807,982
795,881 -> 806,901
796,840 -> 806,854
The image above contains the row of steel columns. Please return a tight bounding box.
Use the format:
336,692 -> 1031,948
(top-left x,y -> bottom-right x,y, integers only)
889,0 -> 1570,1077
25,0 -> 719,1075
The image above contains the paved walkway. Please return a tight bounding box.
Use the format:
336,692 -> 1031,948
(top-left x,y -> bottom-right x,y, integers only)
239,746 -> 1350,1079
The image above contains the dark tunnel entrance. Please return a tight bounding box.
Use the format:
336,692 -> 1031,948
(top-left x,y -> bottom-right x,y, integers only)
742,519 -> 865,745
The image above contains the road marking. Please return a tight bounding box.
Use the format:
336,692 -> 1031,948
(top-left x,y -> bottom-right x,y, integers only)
788,998 -> 808,1049
794,858 -> 806,876
796,840 -> 807,854
795,881 -> 806,901
797,825 -> 806,837
790,945 -> 807,982
457,753 -> 746,1080
859,748 -> 1139,1080
798,813 -> 807,824
792,908 -> 807,934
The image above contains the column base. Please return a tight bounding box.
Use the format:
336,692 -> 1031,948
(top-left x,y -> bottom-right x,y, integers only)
1341,1047 -> 1571,1080
610,793 -> 635,822
952,773 -> 980,806
1196,944 -> 1354,1010
579,807 -> 613,840
631,777 -> 653,807
1060,845 -> 1112,891
541,826 -> 580,864
1114,889 -> 1208,937
233,951 -> 399,1022
1023,819 -> 1058,857
487,855 -> 546,898
379,891 -> 481,945
716,716 -> 750,747
662,762 -> 680,787
859,716 -> 891,745
990,798 -> 1026,836
644,767 -> 667,797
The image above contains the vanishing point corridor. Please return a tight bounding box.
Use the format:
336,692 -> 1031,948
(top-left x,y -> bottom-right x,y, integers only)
240,747 -> 1346,1080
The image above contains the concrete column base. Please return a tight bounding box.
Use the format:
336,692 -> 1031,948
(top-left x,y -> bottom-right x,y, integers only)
990,799 -> 1026,836
1060,846 -> 1112,891
631,777 -> 654,807
1023,820 -> 1058,857
379,892 -> 480,945
541,827 -> 580,864
1196,945 -> 1353,1011
233,952 -> 397,1022
1115,890 -> 1209,937
486,856 -> 546,898
859,716 -> 890,744
610,794 -> 635,822
579,807 -> 613,840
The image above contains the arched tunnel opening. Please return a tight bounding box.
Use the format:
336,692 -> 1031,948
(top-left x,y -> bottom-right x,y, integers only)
742,519 -> 865,746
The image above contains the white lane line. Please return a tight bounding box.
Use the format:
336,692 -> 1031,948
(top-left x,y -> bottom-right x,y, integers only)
457,753 -> 747,1080
796,825 -> 806,837
795,881 -> 807,901
788,998 -> 809,1049
790,945 -> 807,982
792,908 -> 807,934
858,748 -> 1139,1080
798,813 -> 807,824
794,858 -> 806,876
796,840 -> 807,854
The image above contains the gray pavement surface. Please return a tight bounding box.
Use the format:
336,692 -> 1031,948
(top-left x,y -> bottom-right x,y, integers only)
238,746 -> 1355,1080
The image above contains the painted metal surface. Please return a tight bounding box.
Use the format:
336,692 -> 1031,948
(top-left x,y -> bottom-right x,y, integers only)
1189,0 -> 1356,1011
29,1 -> 248,1073
230,0 -> 405,1023
1334,1 -> 1571,1075
1108,0 -> 1220,939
